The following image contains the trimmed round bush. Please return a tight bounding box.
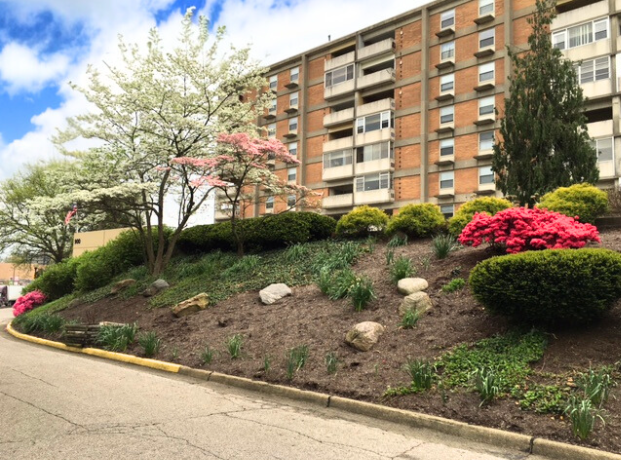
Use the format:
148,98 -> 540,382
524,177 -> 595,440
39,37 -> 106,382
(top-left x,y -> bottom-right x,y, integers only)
537,183 -> 608,224
448,197 -> 512,237
335,206 -> 389,239
386,203 -> 445,238
22,258 -> 80,301
469,249 -> 621,325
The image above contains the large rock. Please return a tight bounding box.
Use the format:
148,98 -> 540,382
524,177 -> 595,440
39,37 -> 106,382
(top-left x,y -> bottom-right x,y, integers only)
397,277 -> 429,295
259,283 -> 292,305
111,279 -> 136,295
143,279 -> 170,297
398,291 -> 433,317
171,293 -> 209,317
345,321 -> 385,352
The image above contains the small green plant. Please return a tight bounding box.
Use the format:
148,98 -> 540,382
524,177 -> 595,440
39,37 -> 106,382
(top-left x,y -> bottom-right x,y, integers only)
226,334 -> 243,359
263,354 -> 272,373
565,396 -> 605,441
364,236 -> 377,253
97,323 -> 138,352
169,347 -> 179,361
432,234 -> 458,259
317,267 -> 356,300
138,331 -> 161,358
286,345 -> 309,380
419,256 -> 431,272
442,278 -> 466,293
577,367 -> 614,408
348,276 -> 376,311
284,243 -> 312,263
385,249 -> 395,266
15,313 -> 66,335
390,256 -> 415,284
517,384 -> 569,414
403,358 -> 436,391
473,367 -> 503,406
325,352 -> 339,374
387,235 -> 408,248
400,308 -> 420,329
201,345 -> 215,365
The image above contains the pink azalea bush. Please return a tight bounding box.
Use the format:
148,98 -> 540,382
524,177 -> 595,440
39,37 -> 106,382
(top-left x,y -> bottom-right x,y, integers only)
458,207 -> 600,254
13,290 -> 47,317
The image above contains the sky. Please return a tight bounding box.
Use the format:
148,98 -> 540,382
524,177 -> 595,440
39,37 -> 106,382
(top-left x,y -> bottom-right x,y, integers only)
0,0 -> 422,183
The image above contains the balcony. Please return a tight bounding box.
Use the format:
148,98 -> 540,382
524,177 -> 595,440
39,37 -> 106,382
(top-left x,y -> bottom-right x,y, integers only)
357,98 -> 395,118
323,163 -> 354,181
436,89 -> 454,103
354,188 -> 394,205
325,79 -> 356,100
324,108 -> 355,128
436,25 -> 455,38
474,80 -> 495,92
476,181 -> 496,194
436,154 -> 455,166
587,120 -> 613,138
284,104 -> 299,114
474,12 -> 494,25
325,51 -> 355,71
474,46 -> 495,58
437,187 -> 455,198
284,128 -> 298,139
582,79 -> 612,99
436,122 -> 454,135
355,128 -> 395,146
355,158 -> 394,176
475,150 -> 494,160
358,38 -> 395,61
285,79 -> 299,89
323,136 -> 354,153
554,0 -> 608,30
599,160 -> 615,178
474,114 -> 495,126
357,68 -> 396,90
436,51 -> 455,70
323,193 -> 354,209
263,111 -> 276,120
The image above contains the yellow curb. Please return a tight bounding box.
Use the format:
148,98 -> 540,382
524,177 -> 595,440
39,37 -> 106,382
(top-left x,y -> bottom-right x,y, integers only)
533,438 -> 621,460
6,321 -> 180,374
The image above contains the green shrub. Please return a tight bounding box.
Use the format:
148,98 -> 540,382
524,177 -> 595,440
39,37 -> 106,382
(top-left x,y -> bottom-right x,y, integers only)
442,277 -> 466,293
138,331 -> 161,358
538,183 -> 608,224
97,324 -> 138,352
432,234 -> 458,259
335,206 -> 389,239
390,256 -> 415,284
348,276 -> 376,311
448,197 -> 512,237
386,204 -> 445,238
14,313 -> 66,334
23,258 -> 80,300
469,249 -> 621,325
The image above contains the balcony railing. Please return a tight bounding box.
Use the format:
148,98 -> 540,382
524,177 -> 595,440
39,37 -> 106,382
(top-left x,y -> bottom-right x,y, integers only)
357,68 -> 396,90
323,193 -> 354,209
358,38 -> 395,61
323,136 -> 354,153
325,51 -> 355,71
324,108 -> 355,127
354,188 -> 394,205
356,98 -> 395,118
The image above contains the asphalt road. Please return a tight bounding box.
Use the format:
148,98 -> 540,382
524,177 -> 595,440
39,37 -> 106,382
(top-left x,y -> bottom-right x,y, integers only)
0,307 -> 550,460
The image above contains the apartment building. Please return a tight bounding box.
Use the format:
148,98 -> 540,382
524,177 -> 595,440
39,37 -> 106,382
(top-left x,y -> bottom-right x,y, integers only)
214,0 -> 621,222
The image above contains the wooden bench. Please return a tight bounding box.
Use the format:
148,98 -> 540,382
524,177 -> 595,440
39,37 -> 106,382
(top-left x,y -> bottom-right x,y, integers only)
63,325 -> 101,348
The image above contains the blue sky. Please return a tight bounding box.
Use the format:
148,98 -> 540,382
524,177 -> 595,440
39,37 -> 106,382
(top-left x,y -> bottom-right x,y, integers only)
0,0 -> 416,180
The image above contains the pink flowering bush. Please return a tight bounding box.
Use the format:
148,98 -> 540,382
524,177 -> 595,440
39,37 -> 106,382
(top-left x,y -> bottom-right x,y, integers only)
13,290 -> 47,317
458,207 -> 600,254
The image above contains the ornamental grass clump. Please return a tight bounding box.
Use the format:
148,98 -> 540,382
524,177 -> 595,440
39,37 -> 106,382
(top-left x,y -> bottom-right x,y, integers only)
459,207 -> 600,254
12,290 -> 46,317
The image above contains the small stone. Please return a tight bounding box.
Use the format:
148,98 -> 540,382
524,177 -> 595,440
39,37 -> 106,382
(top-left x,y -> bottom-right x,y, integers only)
259,283 -> 292,305
345,321 -> 385,352
397,278 -> 429,295
143,279 -> 170,297
171,293 -> 209,317
111,279 -> 136,295
398,291 -> 433,317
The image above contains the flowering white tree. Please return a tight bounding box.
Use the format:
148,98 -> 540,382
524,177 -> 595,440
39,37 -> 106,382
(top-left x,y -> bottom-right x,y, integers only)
37,8 -> 272,275
173,133 -> 315,256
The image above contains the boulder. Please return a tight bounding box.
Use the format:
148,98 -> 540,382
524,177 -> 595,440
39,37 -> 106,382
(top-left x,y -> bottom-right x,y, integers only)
345,321 -> 385,352
171,293 -> 209,317
259,283 -> 292,305
397,277 -> 429,295
398,291 -> 433,317
143,279 -> 170,297
111,279 -> 136,295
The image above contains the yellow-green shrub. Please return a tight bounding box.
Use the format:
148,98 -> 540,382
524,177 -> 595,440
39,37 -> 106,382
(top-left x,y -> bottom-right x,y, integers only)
448,197 -> 512,237
335,206 -> 389,239
386,203 -> 445,238
537,183 -> 608,224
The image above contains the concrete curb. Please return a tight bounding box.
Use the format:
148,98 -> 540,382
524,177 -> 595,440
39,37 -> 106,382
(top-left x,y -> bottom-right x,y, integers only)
7,322 -> 621,460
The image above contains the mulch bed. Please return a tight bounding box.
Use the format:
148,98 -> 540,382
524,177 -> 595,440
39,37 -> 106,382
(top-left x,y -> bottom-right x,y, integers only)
50,230 -> 621,454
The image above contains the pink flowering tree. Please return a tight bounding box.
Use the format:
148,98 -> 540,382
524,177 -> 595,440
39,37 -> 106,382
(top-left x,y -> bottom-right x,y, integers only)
13,290 -> 47,317
458,207 -> 600,254
173,133 -> 315,256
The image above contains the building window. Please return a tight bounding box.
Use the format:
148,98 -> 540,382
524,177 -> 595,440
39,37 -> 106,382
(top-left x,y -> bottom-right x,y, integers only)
553,18 -> 608,50
269,75 -> 277,91
355,172 -> 391,192
440,73 -> 454,92
288,142 -> 298,156
574,56 -> 609,84
287,195 -> 296,208
479,28 -> 495,49
441,204 -> 455,219
592,137 -> 613,162
479,131 -> 494,151
288,167 -> 297,182
479,62 -> 495,82
289,91 -> 299,107
441,41 -> 455,60
325,64 -> 354,88
440,106 -> 454,124
479,96 -> 495,116
289,117 -> 298,131
290,66 -> 299,82
479,166 -> 494,184
357,142 -> 392,163
269,99 -> 277,114
479,0 -> 494,16
440,171 -> 454,189
266,197 -> 274,210
267,123 -> 276,138
356,111 -> 392,134
441,9 -> 455,29
440,138 -> 454,156
324,149 -> 353,168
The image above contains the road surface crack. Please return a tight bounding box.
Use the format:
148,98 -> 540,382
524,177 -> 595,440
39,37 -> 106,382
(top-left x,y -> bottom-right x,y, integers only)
7,368 -> 58,388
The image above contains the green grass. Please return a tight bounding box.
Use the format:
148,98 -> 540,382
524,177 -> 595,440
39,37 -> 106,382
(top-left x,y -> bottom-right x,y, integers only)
441,278 -> 466,293
390,256 -> 415,284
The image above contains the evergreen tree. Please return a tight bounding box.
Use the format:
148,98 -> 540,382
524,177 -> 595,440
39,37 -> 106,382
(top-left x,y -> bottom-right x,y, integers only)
492,0 -> 599,207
